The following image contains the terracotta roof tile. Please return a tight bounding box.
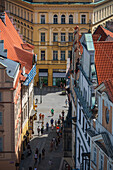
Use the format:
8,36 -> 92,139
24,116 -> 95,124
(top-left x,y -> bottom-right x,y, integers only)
0,12 -> 33,87
104,79 -> 113,103
21,43 -> 34,50
93,25 -> 113,41
94,41 -> 113,85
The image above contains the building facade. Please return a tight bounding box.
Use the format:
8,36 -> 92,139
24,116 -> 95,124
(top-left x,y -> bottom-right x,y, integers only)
5,0 -> 113,86
0,12 -> 36,169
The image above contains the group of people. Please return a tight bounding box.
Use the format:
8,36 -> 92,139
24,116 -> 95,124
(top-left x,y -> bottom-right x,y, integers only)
28,106 -> 66,170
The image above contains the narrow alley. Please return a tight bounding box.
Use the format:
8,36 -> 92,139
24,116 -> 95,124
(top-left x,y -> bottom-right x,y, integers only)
19,91 -> 68,170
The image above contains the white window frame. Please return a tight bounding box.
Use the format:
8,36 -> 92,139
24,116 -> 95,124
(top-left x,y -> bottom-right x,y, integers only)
68,33 -> 73,42
0,137 -> 3,151
107,161 -> 112,170
61,33 -> 65,42
53,33 -> 58,42
41,33 -> 45,42
99,152 -> 104,170
53,51 -> 58,60
0,112 -> 2,125
81,14 -> 87,24
61,51 -> 65,60
53,14 -> 58,24
41,50 -> 45,60
93,146 -> 97,165
40,15 -> 45,24
61,14 -> 65,24
69,14 -> 73,24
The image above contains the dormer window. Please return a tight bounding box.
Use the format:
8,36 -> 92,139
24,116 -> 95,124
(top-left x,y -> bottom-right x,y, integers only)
23,66 -> 25,75
105,108 -> 109,124
91,64 -> 96,79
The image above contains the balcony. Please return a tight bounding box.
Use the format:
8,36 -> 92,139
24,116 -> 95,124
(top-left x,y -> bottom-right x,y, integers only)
74,85 -> 92,119
37,60 -> 67,65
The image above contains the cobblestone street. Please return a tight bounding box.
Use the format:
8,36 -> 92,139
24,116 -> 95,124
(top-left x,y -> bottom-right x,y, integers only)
19,91 -> 68,170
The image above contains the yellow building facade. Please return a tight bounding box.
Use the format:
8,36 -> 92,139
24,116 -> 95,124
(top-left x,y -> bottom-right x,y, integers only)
6,0 -> 113,86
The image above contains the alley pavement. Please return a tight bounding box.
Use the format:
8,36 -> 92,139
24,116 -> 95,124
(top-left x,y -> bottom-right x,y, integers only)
19,91 -> 68,170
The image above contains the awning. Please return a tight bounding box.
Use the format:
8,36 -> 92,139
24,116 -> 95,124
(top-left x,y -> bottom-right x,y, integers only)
39,72 -> 48,77
53,72 -> 66,78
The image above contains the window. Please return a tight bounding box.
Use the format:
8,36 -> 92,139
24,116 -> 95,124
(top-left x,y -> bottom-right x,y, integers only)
0,112 -> 2,125
0,92 -> 1,101
61,51 -> 65,60
18,8 -> 20,16
68,33 -> 73,42
99,153 -> 104,170
53,51 -> 58,60
82,116 -> 84,132
61,33 -> 65,42
53,33 -> 58,42
93,147 -> 97,164
81,15 -> 86,24
12,5 -> 14,13
41,51 -> 45,60
31,32 -> 33,42
61,15 -> 65,24
28,12 -> 29,21
0,138 -> 3,151
21,9 -> 23,18
41,15 -> 45,24
24,11 -> 26,19
68,51 -> 72,58
69,15 -> 73,24
24,28 -> 26,37
31,14 -> 33,22
78,140 -> 81,162
41,33 -> 45,42
108,162 -> 112,170
28,30 -> 29,38
53,14 -> 58,24
79,109 -> 81,124
15,6 -> 17,15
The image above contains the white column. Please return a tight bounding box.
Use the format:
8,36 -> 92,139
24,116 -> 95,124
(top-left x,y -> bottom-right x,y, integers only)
35,12 -> 37,24
74,12 -> 76,24
66,12 -> 68,24
58,12 -> 60,23
76,13 -> 78,24
49,28 -> 52,45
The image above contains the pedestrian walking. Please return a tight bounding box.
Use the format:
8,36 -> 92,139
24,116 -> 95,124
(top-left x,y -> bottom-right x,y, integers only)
49,159 -> 53,168
42,148 -> 45,159
46,122 -> 49,131
50,118 -> 54,127
42,114 -> 44,121
51,108 -> 54,116
35,148 -> 38,157
39,113 -> 42,121
39,153 -> 41,164
62,110 -> 65,117
37,126 -> 40,136
34,167 -> 37,170
41,127 -> 43,135
34,153 -> 38,164
65,99 -> 68,106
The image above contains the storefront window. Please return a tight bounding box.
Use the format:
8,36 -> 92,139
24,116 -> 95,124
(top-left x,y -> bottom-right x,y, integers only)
53,77 -> 65,87
39,76 -> 48,86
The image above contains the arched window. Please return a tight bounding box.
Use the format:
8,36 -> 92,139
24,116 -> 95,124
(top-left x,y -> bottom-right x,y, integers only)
69,15 -> 73,24
61,15 -> 65,24
53,14 -> 58,24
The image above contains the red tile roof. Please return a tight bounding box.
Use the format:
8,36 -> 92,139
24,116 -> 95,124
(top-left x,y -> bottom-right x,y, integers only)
94,41 -> 113,85
93,25 -> 113,41
0,12 -> 33,75
104,79 -> 113,103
